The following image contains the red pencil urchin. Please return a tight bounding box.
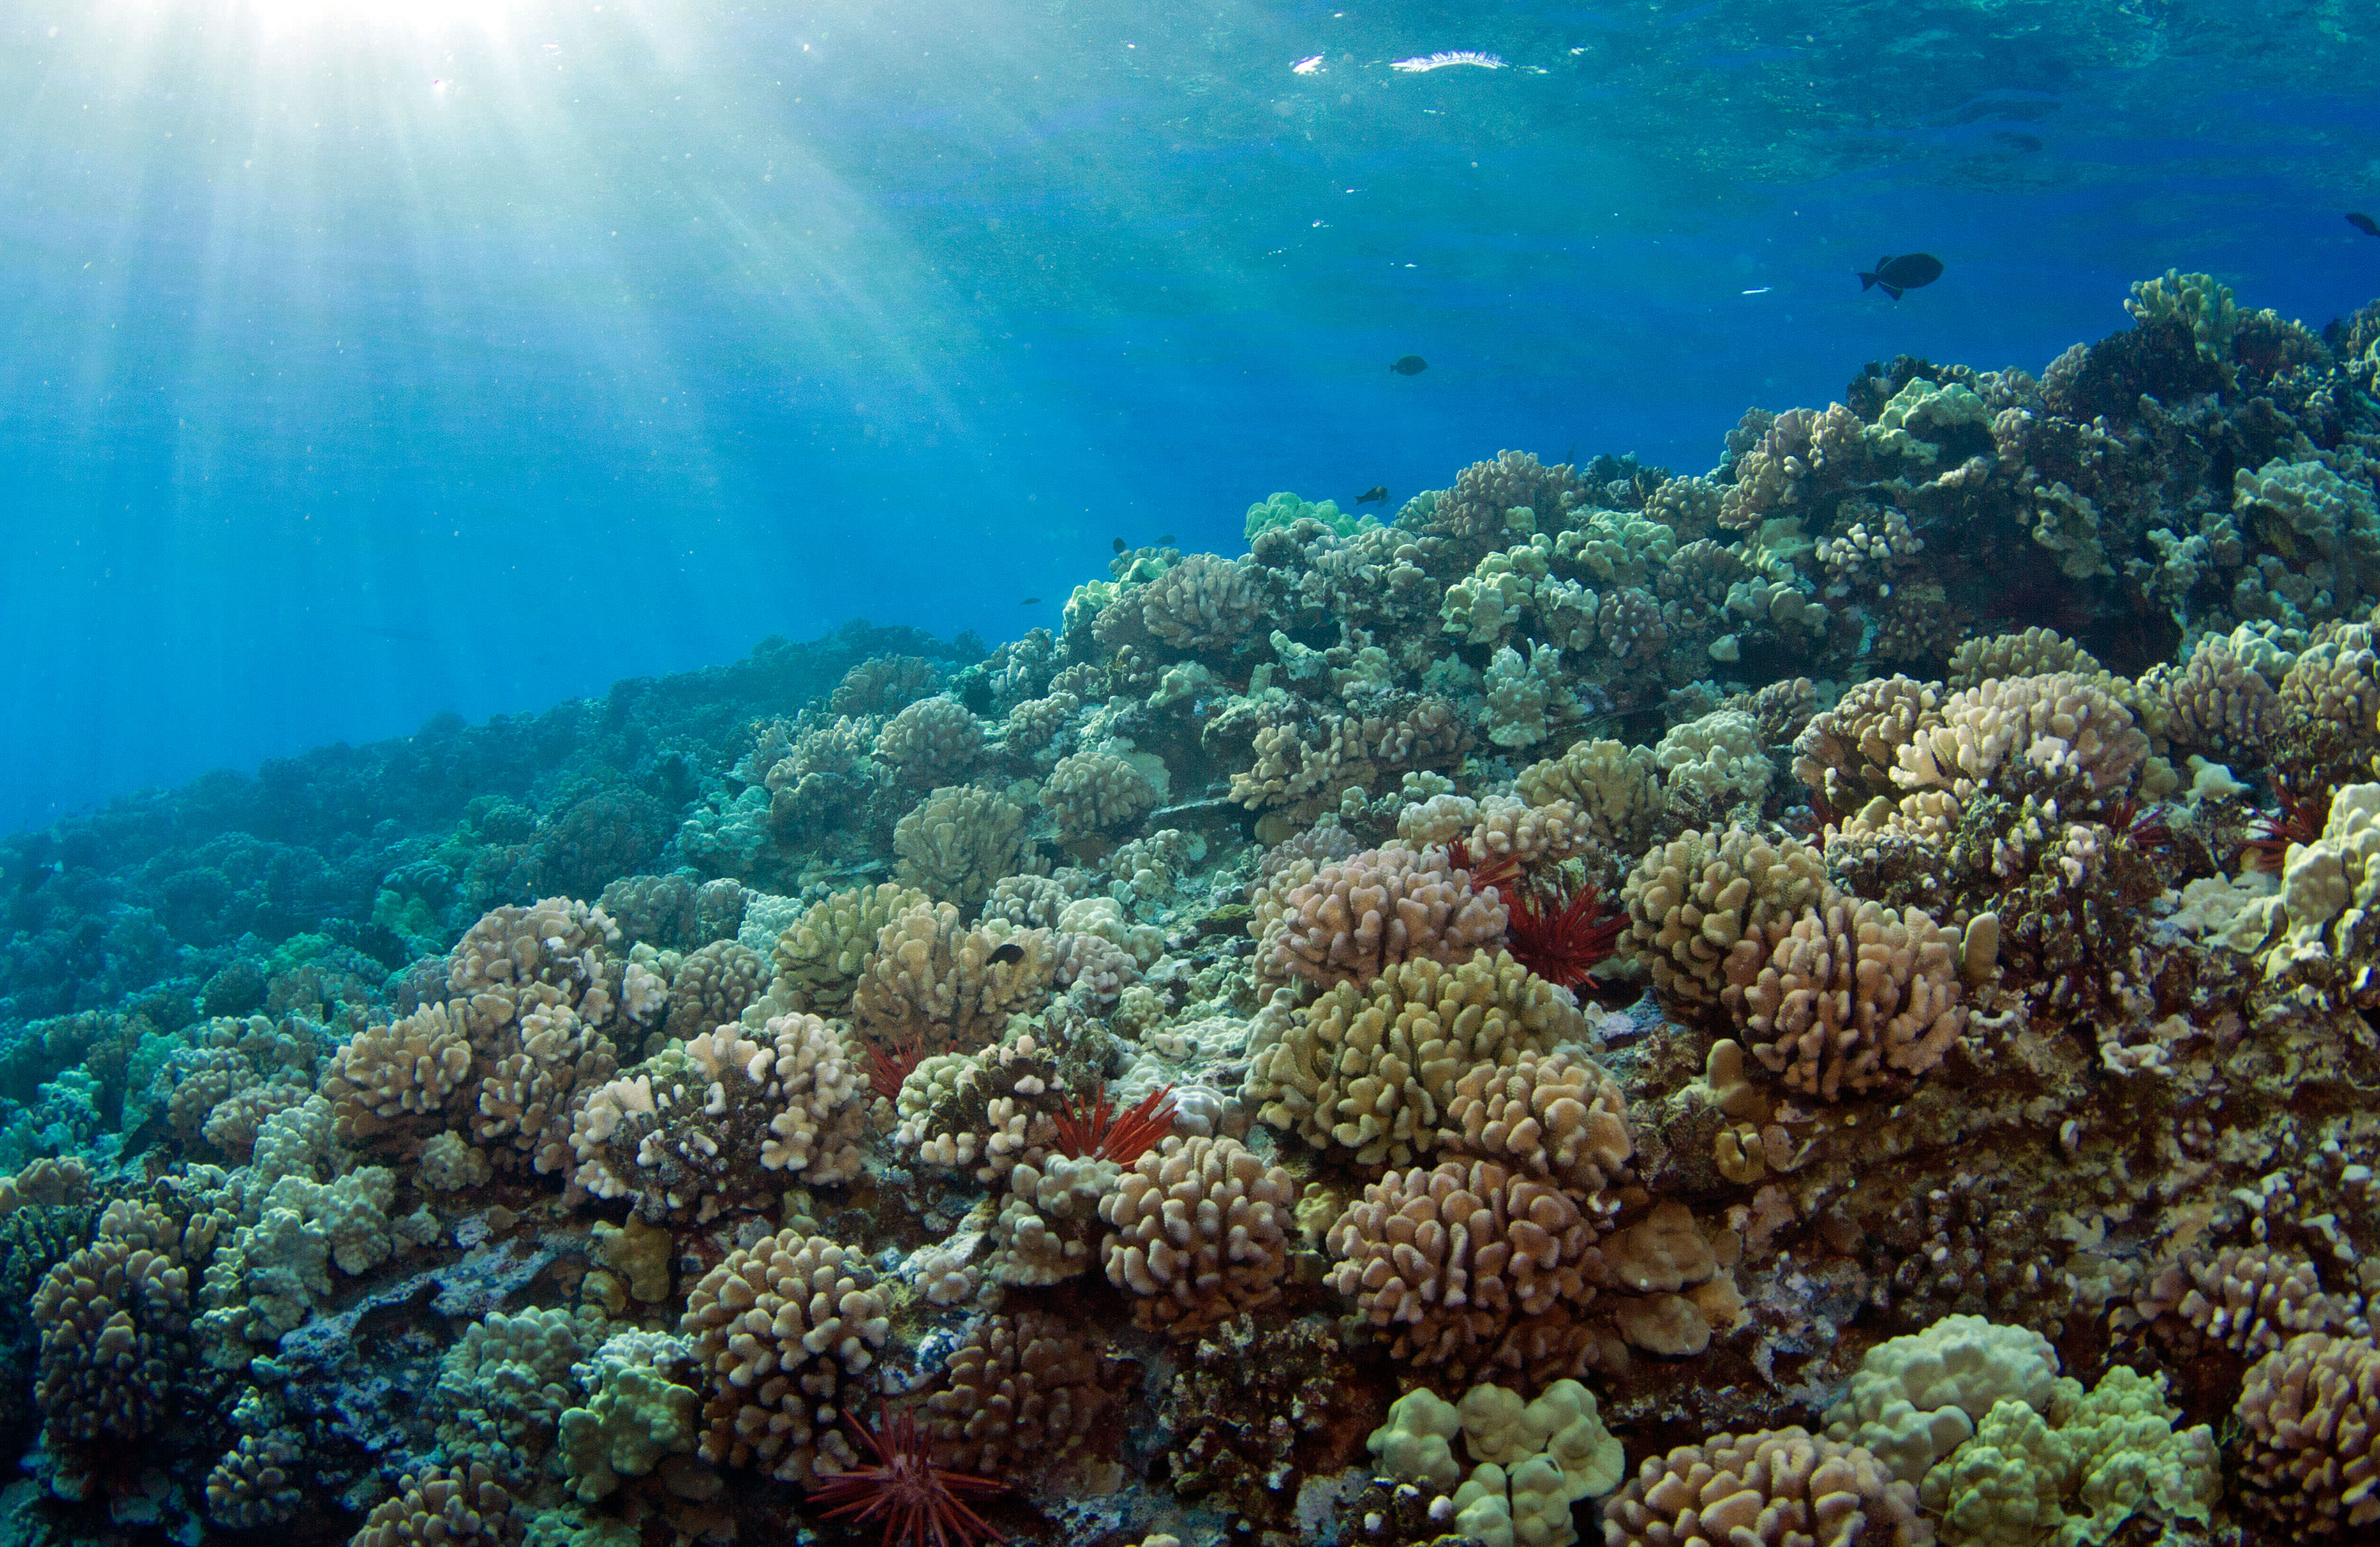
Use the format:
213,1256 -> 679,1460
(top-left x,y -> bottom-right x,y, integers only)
808,1406 -> 1008,1547
2241,777 -> 2329,873
1051,1082 -> 1175,1166
1460,838 -> 1523,902
867,1031 -> 926,1101
1503,879 -> 1625,990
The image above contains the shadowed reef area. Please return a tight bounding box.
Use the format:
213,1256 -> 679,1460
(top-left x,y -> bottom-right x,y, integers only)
6,270 -> 2380,1547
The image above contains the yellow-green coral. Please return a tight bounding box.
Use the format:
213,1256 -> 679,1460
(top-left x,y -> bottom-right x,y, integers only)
1865,378 -> 1994,463
2124,268 -> 2238,362
1924,1366 -> 2218,1547
1367,1380 -> 1624,1547
1243,949 -> 1585,1167
769,883 -> 927,1013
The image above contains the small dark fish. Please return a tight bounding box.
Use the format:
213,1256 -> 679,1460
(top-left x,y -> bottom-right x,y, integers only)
1357,485 -> 1388,504
1858,253 -> 1944,300
987,942 -> 1025,966
1158,534 -> 1175,543
1112,537 -> 1127,554
1021,597 -> 1041,606
1390,354 -> 1429,375
2351,213 -> 2380,237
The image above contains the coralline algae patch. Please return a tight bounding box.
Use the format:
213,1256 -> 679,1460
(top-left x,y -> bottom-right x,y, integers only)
2,271 -> 2380,1547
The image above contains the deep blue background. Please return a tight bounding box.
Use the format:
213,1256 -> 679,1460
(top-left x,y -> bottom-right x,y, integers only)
3,0 -> 2376,832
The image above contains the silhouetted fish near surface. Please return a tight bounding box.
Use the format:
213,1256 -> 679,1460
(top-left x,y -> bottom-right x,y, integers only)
987,942 -> 1025,965
1021,597 -> 1041,606
1112,537 -> 1127,553
1357,486 -> 1388,504
1858,253 -> 1944,299
2351,213 -> 2380,237
1390,355 -> 1429,375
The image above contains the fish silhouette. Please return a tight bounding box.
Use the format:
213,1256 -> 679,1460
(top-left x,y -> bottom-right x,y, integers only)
1357,486 -> 1388,504
1858,253 -> 1944,300
1390,355 -> 1429,375
2350,213 -> 2379,238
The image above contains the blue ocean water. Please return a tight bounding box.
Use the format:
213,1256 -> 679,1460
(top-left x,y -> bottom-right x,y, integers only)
4,0 -> 2373,831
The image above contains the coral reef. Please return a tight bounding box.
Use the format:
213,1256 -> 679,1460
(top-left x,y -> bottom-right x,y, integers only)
9,272 -> 2380,1547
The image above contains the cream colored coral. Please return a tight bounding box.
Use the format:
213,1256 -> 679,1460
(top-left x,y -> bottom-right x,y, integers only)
1140,553 -> 1267,650
1101,1135 -> 1294,1337
2124,1242 -> 2363,1357
852,900 -> 1055,1056
569,1013 -> 863,1220
1594,1200 -> 1745,1357
557,1331 -> 701,1501
2236,1331 -> 2380,1534
2218,781 -> 2380,976
1944,629 -> 2103,694
471,998 -> 617,1173
1721,895 -> 1966,1101
432,1304 -> 609,1478
679,1230 -> 889,1484
449,895 -> 619,1005
1003,690 -> 1080,753
1620,826 -> 1829,1014
1368,1387 -> 1465,1490
1792,676 -> 1943,812
1655,709 -> 1773,816
1892,673 -> 2147,797
1440,1048 -> 1631,1203
1371,1380 -> 1624,1545
891,1033 -> 1064,1184
2135,637 -> 2278,752
2278,623 -> 2380,740
644,939 -> 760,1049
1326,1158 -> 1599,1374
1244,950 -> 1586,1167
874,696 -> 984,785
1602,1427 -> 1926,1547
892,783 -> 1042,912
348,1463 -> 524,1547
1515,738 -> 1663,849
203,1432 -> 302,1527
1442,541 -> 1554,645
926,1310 -> 1113,1475
1228,700 -> 1468,812
1482,643 -> 1577,749
1247,841 -> 1507,993
0,1156 -> 89,1214
1864,378 -> 1992,464
991,1152 -> 1118,1285
1398,791 -> 1484,850
1043,748 -> 1162,839
322,1002 -> 475,1146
